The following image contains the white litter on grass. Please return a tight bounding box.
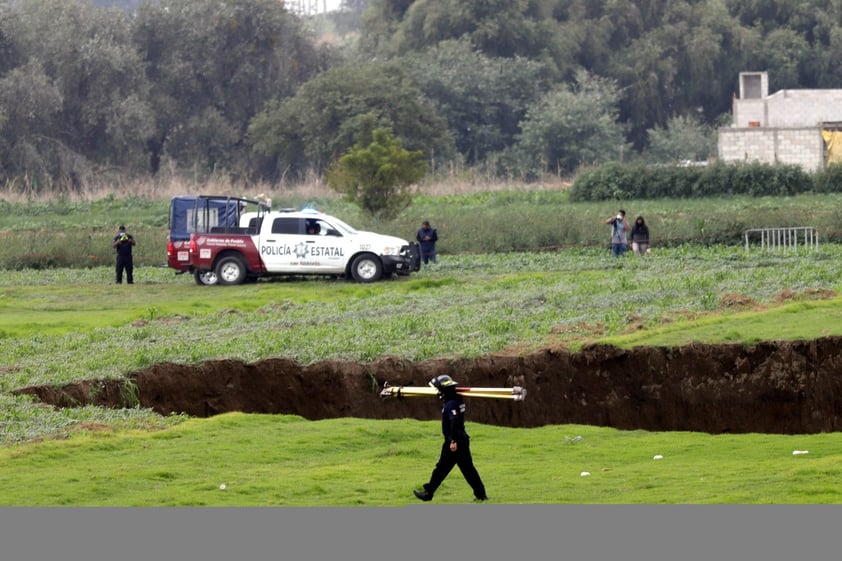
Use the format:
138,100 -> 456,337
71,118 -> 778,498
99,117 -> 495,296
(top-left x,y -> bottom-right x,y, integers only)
580,471 -> 591,477
653,454 -> 664,460
565,435 -> 583,444
219,484 -> 227,490
792,450 -> 809,455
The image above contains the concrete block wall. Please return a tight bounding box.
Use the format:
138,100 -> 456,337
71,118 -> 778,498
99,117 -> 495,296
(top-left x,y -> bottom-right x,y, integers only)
765,91 -> 842,127
732,91 -> 842,128
717,127 -> 825,171
733,100 -> 766,127
722,73 -> 839,172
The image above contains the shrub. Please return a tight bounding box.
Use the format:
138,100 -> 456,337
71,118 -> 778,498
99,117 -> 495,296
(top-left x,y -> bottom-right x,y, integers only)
571,161 -> 815,201
814,163 -> 842,193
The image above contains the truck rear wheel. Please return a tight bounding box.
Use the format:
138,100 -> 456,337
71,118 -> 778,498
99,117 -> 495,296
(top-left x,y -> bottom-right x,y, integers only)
350,253 -> 382,283
194,270 -> 219,286
216,254 -> 247,285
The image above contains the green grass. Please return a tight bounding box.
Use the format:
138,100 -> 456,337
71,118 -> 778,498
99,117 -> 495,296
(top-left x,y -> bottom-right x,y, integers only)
0,413 -> 839,506
4,194 -> 842,503
6,191 -> 842,270
604,296 -> 842,348
2,244 -> 842,448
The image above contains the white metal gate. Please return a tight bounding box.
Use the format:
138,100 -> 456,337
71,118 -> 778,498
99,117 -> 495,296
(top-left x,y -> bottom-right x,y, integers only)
744,227 -> 819,251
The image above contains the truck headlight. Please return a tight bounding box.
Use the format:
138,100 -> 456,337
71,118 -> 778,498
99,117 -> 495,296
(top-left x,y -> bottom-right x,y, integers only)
382,246 -> 400,256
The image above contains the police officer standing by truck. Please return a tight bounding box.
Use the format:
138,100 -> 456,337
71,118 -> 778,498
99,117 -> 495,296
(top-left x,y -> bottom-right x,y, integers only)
112,225 -> 136,284
416,220 -> 438,265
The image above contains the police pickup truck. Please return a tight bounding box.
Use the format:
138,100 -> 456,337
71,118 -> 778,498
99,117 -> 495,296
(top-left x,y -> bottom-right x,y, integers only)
167,195 -> 420,285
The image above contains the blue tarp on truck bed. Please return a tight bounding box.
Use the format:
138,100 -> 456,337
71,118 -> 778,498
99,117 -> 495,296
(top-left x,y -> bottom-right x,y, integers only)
168,196 -> 245,242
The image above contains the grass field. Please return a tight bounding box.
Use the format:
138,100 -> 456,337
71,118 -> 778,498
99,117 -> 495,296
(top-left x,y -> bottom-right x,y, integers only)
2,190 -> 842,505
4,190 -> 842,270
0,413 -> 837,506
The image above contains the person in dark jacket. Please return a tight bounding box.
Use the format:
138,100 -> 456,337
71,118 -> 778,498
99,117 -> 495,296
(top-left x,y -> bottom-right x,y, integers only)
416,220 -> 438,265
630,215 -> 650,256
413,374 -> 488,502
112,225 -> 136,284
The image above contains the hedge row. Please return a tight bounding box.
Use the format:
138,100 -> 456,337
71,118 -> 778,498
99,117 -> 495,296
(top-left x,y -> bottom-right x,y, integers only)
569,161 -> 842,201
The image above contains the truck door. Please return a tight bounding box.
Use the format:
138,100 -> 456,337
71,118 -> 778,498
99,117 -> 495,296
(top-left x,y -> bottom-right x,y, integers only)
259,216 -> 347,274
258,217 -> 299,272
304,218 -> 346,273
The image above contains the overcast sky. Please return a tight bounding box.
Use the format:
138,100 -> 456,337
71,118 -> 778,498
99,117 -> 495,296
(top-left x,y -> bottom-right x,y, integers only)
299,0 -> 343,13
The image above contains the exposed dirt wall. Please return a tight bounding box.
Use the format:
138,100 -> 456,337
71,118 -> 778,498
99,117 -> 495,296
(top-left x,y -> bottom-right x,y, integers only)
16,337 -> 842,434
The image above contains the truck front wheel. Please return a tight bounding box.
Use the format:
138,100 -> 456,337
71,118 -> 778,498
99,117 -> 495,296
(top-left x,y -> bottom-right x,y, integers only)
350,253 -> 382,283
216,254 -> 247,285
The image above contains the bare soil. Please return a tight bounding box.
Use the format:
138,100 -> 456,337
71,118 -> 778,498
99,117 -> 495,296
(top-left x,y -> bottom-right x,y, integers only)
15,337 -> 842,434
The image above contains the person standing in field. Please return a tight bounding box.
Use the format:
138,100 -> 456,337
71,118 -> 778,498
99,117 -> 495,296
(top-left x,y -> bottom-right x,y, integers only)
112,225 -> 136,284
413,374 -> 488,503
416,220 -> 438,265
630,215 -> 650,256
604,209 -> 630,256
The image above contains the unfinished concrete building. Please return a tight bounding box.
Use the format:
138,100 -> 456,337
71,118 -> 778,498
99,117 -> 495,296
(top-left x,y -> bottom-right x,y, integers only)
718,71 -> 842,171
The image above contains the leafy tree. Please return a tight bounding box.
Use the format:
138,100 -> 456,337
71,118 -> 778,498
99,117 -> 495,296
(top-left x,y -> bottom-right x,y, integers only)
511,69 -> 629,177
248,62 -> 453,180
644,114 -> 717,163
363,0 -> 568,74
326,121 -> 426,220
358,0 -> 759,157
0,4 -> 20,76
2,0 -> 154,186
555,0 -> 646,73
132,0 -> 325,178
0,60 -> 65,184
810,23 -> 842,88
610,0 -> 754,149
755,28 -> 811,90
402,39 -> 551,164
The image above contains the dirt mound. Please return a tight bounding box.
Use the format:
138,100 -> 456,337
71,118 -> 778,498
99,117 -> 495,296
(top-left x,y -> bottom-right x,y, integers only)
15,337 -> 842,434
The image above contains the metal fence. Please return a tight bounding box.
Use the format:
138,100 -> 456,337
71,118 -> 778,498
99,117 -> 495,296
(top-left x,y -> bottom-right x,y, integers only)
744,227 -> 819,252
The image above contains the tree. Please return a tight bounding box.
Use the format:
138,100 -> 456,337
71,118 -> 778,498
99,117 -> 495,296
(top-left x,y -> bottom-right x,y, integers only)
326,121 -> 426,220
0,4 -> 20,76
755,28 -> 811,90
0,60 -> 65,185
362,0 -> 568,73
402,39 -> 551,164
511,70 -> 628,177
644,114 -> 717,163
248,62 -> 453,180
2,0 -> 154,186
132,0 -> 325,178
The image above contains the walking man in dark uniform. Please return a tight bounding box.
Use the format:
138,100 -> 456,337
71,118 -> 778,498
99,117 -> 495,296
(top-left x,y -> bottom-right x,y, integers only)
413,374 -> 488,502
112,225 -> 136,284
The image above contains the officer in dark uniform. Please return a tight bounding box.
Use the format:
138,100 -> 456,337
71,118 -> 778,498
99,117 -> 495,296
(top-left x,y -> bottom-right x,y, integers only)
112,225 -> 136,284
413,374 -> 488,502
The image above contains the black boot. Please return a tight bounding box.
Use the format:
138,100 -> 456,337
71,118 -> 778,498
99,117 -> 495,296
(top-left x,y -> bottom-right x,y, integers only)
413,485 -> 433,502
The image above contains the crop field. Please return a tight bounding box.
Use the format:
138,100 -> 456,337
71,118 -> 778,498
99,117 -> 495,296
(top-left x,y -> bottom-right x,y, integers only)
2,190 -> 842,506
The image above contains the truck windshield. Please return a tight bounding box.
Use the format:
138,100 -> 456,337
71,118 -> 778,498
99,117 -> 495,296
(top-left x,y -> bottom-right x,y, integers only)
327,216 -> 358,235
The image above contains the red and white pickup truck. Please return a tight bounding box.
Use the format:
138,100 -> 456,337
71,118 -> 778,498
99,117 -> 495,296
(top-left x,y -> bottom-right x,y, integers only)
167,195 -> 420,285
